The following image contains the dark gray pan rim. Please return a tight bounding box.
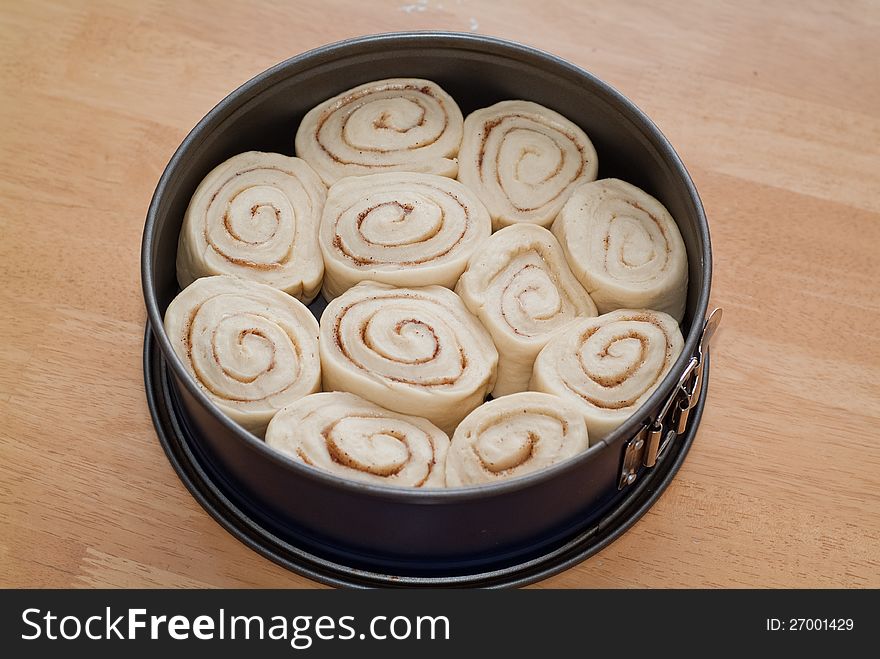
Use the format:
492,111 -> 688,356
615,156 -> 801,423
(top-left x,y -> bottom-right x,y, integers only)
141,31 -> 712,501
144,325 -> 710,588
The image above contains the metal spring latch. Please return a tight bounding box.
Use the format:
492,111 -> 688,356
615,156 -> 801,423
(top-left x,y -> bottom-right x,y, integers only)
619,308 -> 722,489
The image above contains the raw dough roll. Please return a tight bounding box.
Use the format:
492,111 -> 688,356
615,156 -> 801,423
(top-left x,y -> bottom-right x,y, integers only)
176,151 -> 326,303
295,78 -> 464,185
553,178 -> 689,321
446,392 -> 589,487
319,172 -> 491,300
319,282 -> 498,435
163,275 -> 321,435
457,100 -> 598,229
530,309 -> 683,441
455,224 -> 597,397
266,392 -> 449,488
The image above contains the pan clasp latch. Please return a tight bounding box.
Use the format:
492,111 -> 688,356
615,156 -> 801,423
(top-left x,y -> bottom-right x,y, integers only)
618,308 -> 722,490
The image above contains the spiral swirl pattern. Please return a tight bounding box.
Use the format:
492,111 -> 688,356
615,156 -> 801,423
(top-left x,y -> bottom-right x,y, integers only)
266,392 -> 449,488
530,309 -> 683,440
175,152 -> 326,303
456,224 -> 597,396
446,392 -> 589,486
295,78 -> 463,186
319,172 -> 491,300
553,178 -> 689,321
163,275 -> 321,435
457,100 -> 597,229
319,282 -> 498,434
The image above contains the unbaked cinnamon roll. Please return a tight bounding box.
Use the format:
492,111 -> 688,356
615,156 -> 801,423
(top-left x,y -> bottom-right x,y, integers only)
295,78 -> 463,185
553,179 -> 688,321
455,224 -> 597,397
266,392 -> 449,488
446,392 -> 589,486
457,100 -> 598,229
176,151 -> 326,304
319,172 -> 491,300
163,275 -> 321,435
530,309 -> 683,441
319,282 -> 498,435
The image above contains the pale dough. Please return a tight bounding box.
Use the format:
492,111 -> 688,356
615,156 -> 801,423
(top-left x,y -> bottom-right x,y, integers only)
176,151 -> 326,303
456,224 -> 597,396
266,391 -> 449,488
163,275 -> 321,435
457,100 -> 598,229
295,78 -> 463,185
552,178 -> 689,321
319,281 -> 498,435
530,308 -> 684,441
446,392 -> 589,486
320,172 -> 491,300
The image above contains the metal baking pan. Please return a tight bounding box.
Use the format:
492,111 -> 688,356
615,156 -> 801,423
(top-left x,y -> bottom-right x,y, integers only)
140,32 -> 715,583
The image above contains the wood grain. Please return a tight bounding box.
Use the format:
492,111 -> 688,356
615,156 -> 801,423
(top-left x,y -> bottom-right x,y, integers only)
1,0 -> 878,588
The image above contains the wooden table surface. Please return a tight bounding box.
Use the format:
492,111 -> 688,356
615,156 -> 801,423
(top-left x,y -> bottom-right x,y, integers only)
2,0 -> 878,588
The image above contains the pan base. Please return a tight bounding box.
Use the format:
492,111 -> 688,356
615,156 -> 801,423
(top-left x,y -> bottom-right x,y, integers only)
144,324 -> 709,588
